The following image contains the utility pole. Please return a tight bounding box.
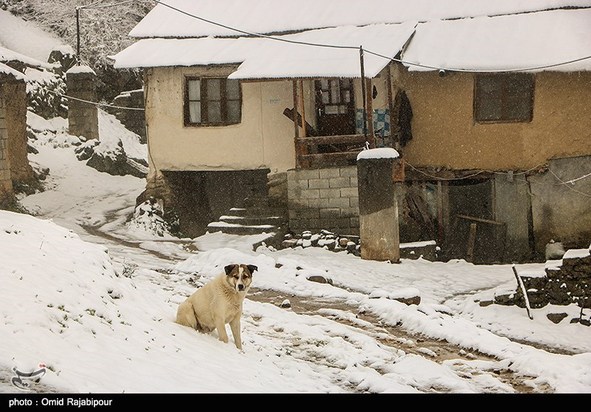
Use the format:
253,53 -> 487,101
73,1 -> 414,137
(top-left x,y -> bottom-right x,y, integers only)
76,7 -> 81,65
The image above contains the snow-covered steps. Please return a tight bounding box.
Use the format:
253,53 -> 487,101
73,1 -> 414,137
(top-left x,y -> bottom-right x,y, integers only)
206,221 -> 277,236
206,196 -> 288,242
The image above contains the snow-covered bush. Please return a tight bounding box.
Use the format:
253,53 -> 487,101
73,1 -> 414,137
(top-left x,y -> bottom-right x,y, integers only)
25,66 -> 67,118
127,197 -> 172,238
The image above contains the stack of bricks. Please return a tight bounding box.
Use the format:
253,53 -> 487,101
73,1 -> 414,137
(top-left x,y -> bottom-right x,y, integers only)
287,166 -> 359,235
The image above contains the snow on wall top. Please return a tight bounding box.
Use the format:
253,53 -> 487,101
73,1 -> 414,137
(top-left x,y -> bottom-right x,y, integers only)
130,0 -> 591,38
357,148 -> 400,160
401,8 -> 591,72
66,64 -> 96,75
114,23 -> 416,79
0,45 -> 52,69
0,62 -> 25,80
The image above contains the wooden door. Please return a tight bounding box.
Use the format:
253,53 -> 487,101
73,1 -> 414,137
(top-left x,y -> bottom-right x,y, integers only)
315,79 -> 356,136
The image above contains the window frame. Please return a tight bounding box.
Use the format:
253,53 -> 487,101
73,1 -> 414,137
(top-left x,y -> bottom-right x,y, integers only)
184,76 -> 242,127
473,73 -> 535,124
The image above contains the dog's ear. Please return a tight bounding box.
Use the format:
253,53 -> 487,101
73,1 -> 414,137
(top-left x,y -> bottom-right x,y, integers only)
224,264 -> 237,276
246,264 -> 258,275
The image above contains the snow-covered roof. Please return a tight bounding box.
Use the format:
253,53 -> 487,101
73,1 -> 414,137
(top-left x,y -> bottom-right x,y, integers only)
130,0 -> 591,38
114,1 -> 591,75
401,8 -> 591,72
0,62 -> 25,80
114,23 -> 416,79
0,45 -> 52,69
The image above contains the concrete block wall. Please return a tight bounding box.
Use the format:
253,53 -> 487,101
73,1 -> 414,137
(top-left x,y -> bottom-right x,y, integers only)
287,166 -> 359,235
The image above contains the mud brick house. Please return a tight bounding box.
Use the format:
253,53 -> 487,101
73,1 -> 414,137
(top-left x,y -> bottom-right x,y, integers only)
113,0 -> 591,262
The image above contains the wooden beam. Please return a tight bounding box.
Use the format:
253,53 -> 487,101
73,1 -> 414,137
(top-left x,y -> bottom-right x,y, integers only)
466,222 -> 477,262
365,77 -> 375,148
298,151 -> 361,167
292,80 -> 299,139
292,80 -> 301,169
298,80 -> 306,138
295,134 -> 366,146
457,214 -> 505,226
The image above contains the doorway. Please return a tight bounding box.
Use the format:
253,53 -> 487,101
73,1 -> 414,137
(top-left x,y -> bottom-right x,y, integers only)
315,79 -> 356,136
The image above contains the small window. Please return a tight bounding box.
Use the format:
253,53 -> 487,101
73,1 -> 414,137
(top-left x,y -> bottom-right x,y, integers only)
184,77 -> 242,126
474,73 -> 534,123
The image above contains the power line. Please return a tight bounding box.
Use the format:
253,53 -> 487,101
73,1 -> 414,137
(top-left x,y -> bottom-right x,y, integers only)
549,169 -> 591,198
47,89 -> 145,111
365,49 -> 591,73
148,0 -> 591,73
149,0 -> 358,51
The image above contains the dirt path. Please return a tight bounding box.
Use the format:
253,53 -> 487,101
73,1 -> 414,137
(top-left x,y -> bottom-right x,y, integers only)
249,289 -> 552,393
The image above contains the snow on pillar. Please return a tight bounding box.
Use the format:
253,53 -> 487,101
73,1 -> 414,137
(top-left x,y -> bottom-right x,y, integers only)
66,65 -> 99,140
357,148 -> 401,262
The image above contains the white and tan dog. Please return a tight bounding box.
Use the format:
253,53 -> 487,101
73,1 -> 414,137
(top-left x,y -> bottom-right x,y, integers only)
176,264 -> 257,350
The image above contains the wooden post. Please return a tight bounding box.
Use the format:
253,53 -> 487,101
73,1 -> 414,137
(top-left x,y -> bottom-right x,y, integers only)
292,80 -> 301,169
359,46 -> 367,138
299,80 -> 307,138
437,181 -> 444,245
366,78 -> 375,148
466,222 -> 477,262
76,8 -> 81,64
387,64 -> 394,147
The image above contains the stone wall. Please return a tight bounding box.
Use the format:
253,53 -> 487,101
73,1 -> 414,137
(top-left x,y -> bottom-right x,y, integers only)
66,67 -> 99,140
496,249 -> 591,309
287,166 -> 359,235
2,80 -> 33,185
0,89 -> 13,205
111,89 -> 145,143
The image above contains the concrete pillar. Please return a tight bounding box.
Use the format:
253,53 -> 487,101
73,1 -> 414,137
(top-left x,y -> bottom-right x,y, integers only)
357,148 -> 401,262
66,65 -> 99,140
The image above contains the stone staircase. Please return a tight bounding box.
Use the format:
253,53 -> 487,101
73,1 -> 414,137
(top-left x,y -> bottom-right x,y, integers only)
206,195 -> 288,245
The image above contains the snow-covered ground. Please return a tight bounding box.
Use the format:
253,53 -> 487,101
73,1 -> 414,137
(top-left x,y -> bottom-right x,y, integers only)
0,107 -> 590,394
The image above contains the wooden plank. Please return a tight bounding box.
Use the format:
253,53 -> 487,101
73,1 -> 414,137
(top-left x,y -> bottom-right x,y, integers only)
437,181 -> 444,244
292,80 -> 301,169
292,81 -> 299,140
466,222 -> 477,262
365,78 -> 375,148
298,151 -> 361,167
299,80 -> 306,138
457,214 -> 505,226
295,134 -> 366,146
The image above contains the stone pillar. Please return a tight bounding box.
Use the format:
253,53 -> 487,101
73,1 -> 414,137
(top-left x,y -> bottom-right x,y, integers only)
3,80 -> 34,184
357,148 -> 401,262
66,65 -> 99,140
0,89 -> 14,205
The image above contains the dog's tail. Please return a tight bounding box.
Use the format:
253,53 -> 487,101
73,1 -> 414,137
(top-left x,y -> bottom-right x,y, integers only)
176,300 -> 199,329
